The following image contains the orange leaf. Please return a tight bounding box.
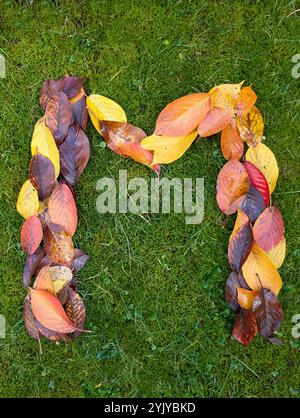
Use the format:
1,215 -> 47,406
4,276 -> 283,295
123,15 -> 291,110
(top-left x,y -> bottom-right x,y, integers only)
48,183 -> 78,237
198,107 -> 232,137
235,86 -> 257,116
34,266 -> 56,295
30,288 -> 77,333
236,287 -> 257,310
220,119 -> 244,160
154,93 -> 211,137
242,243 -> 283,295
44,223 -> 74,266
21,215 -> 43,255
216,160 -> 249,215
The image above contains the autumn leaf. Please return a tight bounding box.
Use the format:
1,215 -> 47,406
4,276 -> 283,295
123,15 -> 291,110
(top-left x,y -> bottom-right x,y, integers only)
87,94 -> 127,134
230,209 -> 249,241
45,91 -> 73,144
23,295 -> 40,340
65,288 -> 86,338
34,265 -> 73,295
235,86 -> 257,116
30,288 -> 77,333
243,161 -> 270,207
216,160 -> 249,215
61,76 -> 83,99
17,179 -> 39,219
48,183 -> 78,236
240,185 -> 266,223
21,215 -> 43,255
246,143 -> 279,193
72,249 -> 89,274
266,237 -> 286,269
100,121 -> 160,174
31,118 -> 60,179
232,308 -> 258,346
44,223 -> 74,266
59,123 -> 90,186
228,223 -> 253,272
70,91 -> 88,130
237,106 -> 264,147
154,93 -> 211,137
34,266 -> 56,295
209,82 -> 244,112
29,154 -> 56,200
198,107 -> 232,137
253,207 -> 284,252
141,130 -> 197,165
226,271 -> 251,312
23,247 -> 45,288
236,287 -> 257,310
220,119 -> 244,161
252,288 -> 283,338
40,79 -> 63,110
242,243 -> 282,295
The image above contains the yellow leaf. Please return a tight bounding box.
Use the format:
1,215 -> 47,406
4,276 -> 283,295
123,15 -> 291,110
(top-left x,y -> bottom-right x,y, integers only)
266,237 -> 286,269
237,106 -> 264,147
141,130 -> 198,165
245,143 -> 279,193
86,94 -> 127,134
209,81 -> 244,112
242,243 -> 282,295
230,209 -> 249,241
17,180 -> 39,219
31,118 -> 60,179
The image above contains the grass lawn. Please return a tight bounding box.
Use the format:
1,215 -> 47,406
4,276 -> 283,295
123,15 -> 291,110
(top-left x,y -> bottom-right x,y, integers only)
0,0 -> 300,398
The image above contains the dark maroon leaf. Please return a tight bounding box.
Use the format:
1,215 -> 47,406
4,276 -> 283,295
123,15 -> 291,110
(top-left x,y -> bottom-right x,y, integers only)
71,95 -> 88,130
29,154 -> 55,200
268,337 -> 283,346
23,295 -> 40,339
40,79 -> 63,110
45,91 -> 72,144
252,288 -> 283,338
23,247 -> 46,287
72,249 -> 89,274
62,76 -> 83,99
226,271 -> 251,311
240,185 -> 265,223
59,123 -> 90,186
232,308 -> 258,346
228,223 -> 253,272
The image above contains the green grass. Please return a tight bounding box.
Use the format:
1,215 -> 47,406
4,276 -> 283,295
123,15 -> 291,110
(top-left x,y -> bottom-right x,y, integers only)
0,0 -> 300,398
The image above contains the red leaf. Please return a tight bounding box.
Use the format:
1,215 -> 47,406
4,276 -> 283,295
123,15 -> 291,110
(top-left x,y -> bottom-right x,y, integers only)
198,107 -> 232,137
23,247 -> 46,287
154,93 -> 211,137
30,288 -> 77,334
240,185 -> 266,223
45,91 -> 73,144
253,207 -> 284,252
216,160 -> 249,215
228,223 -> 253,272
29,154 -> 56,200
39,79 -> 63,110
252,288 -> 283,338
243,161 -> 270,207
48,183 -> 78,237
220,119 -> 244,161
232,308 -> 258,346
21,215 -> 43,255
59,123 -> 90,186
100,121 -> 160,175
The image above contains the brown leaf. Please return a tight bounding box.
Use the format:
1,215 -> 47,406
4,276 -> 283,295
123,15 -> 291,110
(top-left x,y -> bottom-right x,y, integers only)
23,246 -> 46,288
253,207 -> 284,252
237,106 -> 264,147
59,123 -> 90,186
44,223 -> 74,266
70,93 -> 88,130
61,76 -> 83,99
48,182 -> 78,237
23,295 -> 40,339
220,119 -> 244,161
226,271 -> 250,312
30,288 -> 77,333
232,308 -> 258,346
29,153 -> 56,200
240,185 -> 266,223
40,79 -> 63,110
252,288 -> 283,338
65,288 -> 86,338
228,223 -> 253,272
216,160 -> 249,215
100,121 -> 160,175
45,91 -> 73,144
20,215 -> 43,255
